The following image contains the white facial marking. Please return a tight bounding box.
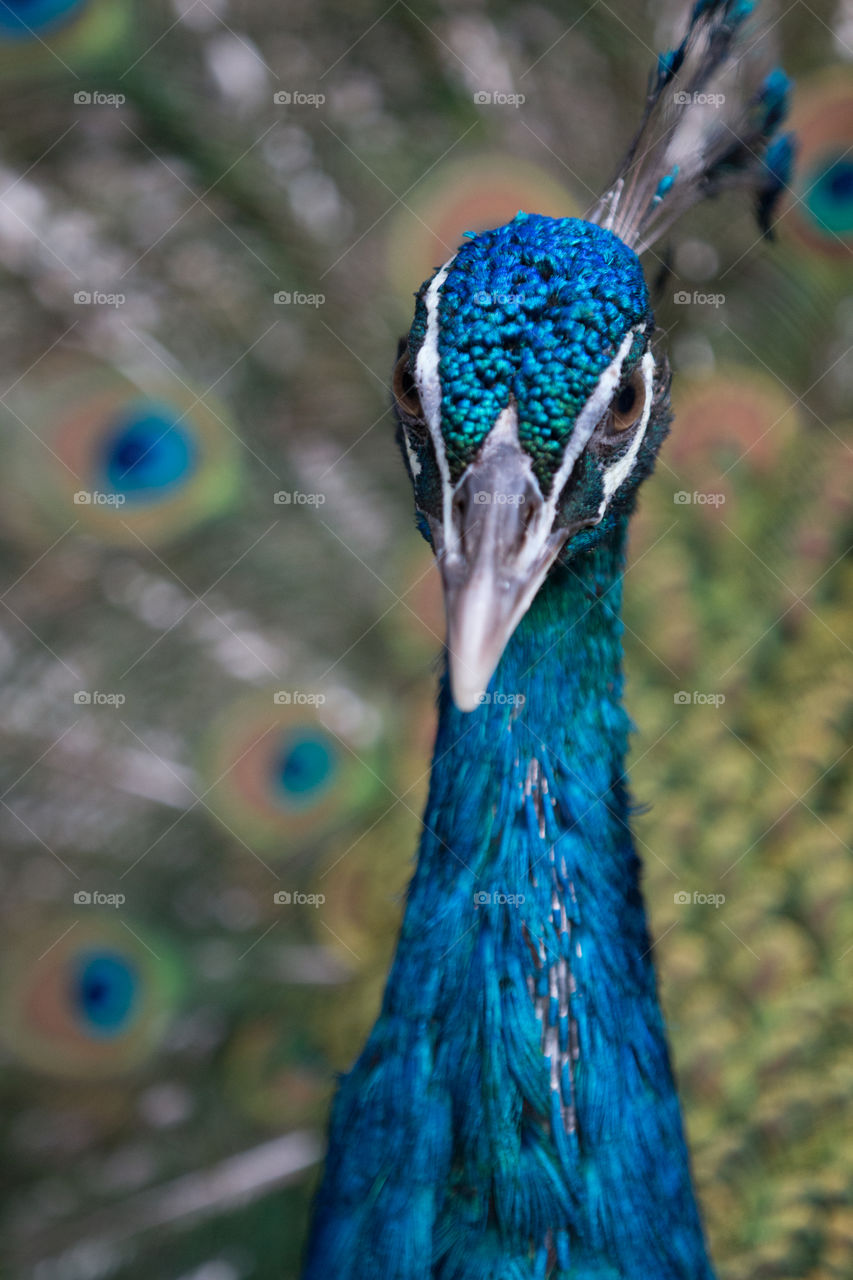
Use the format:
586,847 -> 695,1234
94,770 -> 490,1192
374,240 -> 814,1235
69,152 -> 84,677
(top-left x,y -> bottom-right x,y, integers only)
598,348 -> 656,515
415,255 -> 458,554
401,430 -> 421,479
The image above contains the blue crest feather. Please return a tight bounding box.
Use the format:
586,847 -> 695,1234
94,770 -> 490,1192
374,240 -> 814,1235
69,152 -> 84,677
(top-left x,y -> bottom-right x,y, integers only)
590,0 -> 796,250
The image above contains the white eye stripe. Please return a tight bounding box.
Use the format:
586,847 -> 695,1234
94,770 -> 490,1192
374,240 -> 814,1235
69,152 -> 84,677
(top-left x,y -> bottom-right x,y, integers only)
415,254 -> 459,554
598,349 -> 656,510
414,260 -> 452,431
543,325 -> 642,518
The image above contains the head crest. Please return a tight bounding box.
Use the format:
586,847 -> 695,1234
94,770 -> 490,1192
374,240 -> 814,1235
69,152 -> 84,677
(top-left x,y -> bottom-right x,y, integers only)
588,0 -> 795,252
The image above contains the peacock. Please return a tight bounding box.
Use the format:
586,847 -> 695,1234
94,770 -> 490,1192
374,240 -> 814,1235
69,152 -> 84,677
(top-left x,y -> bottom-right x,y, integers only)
303,4 -> 795,1279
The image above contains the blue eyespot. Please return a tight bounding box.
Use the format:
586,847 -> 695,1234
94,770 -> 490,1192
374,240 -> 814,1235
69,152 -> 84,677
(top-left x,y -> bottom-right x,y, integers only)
804,153 -> 853,237
0,0 -> 84,36
72,950 -> 139,1037
101,401 -> 197,499
273,733 -> 338,806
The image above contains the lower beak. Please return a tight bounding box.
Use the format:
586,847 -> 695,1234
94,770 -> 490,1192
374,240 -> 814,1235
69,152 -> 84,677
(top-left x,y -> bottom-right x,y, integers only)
432,434 -> 567,712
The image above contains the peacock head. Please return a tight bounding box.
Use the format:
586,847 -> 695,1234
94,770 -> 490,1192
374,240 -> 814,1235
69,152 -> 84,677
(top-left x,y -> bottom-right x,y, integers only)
393,212 -> 671,711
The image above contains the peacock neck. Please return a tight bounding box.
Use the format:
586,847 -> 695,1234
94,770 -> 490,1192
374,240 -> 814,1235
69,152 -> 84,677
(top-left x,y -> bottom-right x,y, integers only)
428,517 -> 632,870
404,516 -> 635,980
386,515 -> 715,1277
304,518 -> 714,1280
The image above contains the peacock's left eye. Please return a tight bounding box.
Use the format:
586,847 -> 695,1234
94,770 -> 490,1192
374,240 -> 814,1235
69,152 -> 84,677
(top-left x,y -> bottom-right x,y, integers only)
392,350 -> 425,424
605,367 -> 647,436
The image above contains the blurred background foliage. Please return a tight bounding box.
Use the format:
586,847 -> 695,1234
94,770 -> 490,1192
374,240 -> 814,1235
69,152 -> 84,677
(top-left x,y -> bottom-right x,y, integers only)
0,1 -> 850,1278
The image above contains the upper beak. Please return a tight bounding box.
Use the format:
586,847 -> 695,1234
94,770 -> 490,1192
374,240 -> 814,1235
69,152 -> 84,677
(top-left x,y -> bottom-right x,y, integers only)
431,417 -> 568,712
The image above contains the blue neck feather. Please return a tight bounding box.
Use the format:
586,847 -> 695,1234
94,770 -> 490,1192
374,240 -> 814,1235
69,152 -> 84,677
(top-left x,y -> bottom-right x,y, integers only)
304,518 -> 714,1279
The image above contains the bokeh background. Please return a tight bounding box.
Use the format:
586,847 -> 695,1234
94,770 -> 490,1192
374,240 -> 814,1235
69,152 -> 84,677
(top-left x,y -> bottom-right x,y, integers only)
0,1 -> 851,1277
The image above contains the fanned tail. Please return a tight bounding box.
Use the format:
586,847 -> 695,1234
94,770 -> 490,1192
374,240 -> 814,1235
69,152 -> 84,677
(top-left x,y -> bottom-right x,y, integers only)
589,0 -> 796,252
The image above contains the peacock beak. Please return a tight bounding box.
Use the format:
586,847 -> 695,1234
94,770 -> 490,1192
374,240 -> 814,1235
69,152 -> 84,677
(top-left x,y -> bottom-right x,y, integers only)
431,413 -> 568,712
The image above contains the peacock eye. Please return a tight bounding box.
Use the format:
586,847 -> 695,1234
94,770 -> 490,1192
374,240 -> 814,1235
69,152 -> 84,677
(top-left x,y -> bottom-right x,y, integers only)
607,367 -> 647,435
392,350 -> 425,424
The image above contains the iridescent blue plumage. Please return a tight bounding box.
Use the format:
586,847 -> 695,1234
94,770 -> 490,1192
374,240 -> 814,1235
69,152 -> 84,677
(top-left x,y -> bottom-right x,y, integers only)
303,3 -> 794,1276
0,0 -> 84,36
408,217 -> 651,486
306,535 -> 715,1279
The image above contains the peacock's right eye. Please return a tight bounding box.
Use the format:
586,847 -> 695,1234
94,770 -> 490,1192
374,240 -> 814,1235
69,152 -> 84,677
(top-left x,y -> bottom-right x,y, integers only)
393,350 -> 425,423
603,366 -> 647,438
